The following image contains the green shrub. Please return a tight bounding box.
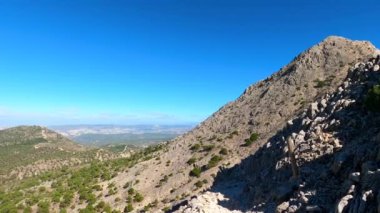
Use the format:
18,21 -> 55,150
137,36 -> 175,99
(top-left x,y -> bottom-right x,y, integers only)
190,144 -> 201,151
123,182 -> 130,189
37,201 -> 50,213
96,201 -> 106,209
244,139 -> 253,146
124,204 -> 133,212
194,178 -> 209,189
107,182 -> 115,189
202,144 -> 215,152
92,185 -> 102,191
38,186 -> 46,193
187,157 -> 197,165
365,84 -> 380,112
104,204 -> 113,213
22,206 -> 32,213
79,205 -> 96,213
17,204 -> 25,210
60,192 -> 73,208
219,148 -> 228,155
52,191 -> 62,203
313,78 -> 332,88
207,155 -> 222,169
162,206 -> 171,212
244,133 -> 259,146
134,192 -> 144,202
249,133 -> 259,141
189,166 -> 202,178
194,180 -> 203,188
128,188 -> 135,195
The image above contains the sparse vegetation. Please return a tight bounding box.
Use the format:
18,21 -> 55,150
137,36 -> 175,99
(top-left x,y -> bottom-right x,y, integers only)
0,142 -> 167,213
187,157 -> 197,165
202,144 -> 215,152
244,133 -> 260,146
190,144 -> 201,151
133,192 -> 144,202
313,77 -> 333,88
194,180 -> 204,188
190,166 -> 202,178
162,206 -> 171,212
194,179 -> 208,189
128,188 -> 135,195
219,148 -> 228,155
364,84 -> 380,112
123,182 -> 130,189
207,155 -> 223,169
124,204 -> 133,212
157,175 -> 169,187
227,130 -> 239,139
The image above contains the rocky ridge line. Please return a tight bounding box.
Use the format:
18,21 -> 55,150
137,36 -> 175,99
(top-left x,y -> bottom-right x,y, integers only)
175,53 -> 380,212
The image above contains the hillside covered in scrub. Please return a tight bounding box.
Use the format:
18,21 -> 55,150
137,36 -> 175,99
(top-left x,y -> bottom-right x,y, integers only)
0,126 -> 118,183
1,36 -> 380,213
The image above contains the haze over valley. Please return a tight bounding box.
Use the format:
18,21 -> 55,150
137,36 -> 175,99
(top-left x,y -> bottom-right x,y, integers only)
50,125 -> 194,146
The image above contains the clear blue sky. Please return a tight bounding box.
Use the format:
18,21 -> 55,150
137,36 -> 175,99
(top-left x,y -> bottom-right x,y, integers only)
0,0 -> 379,126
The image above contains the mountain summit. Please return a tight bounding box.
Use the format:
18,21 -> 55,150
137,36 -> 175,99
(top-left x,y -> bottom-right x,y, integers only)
113,36 -> 378,211
176,37 -> 380,212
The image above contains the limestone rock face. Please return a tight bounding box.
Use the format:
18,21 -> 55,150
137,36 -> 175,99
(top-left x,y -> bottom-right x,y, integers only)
171,37 -> 380,213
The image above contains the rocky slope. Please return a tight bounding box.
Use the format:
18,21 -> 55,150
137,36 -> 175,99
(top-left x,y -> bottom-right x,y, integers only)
64,36 -> 376,212
113,36 -> 377,212
60,35 -> 376,212
176,44 -> 380,212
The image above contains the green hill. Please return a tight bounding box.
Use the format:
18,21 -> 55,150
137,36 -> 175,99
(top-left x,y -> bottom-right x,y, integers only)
0,126 -> 101,182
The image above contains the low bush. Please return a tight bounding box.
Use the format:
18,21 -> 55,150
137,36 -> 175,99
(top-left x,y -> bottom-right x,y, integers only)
190,144 -> 201,151
365,84 -> 380,112
202,144 -> 215,152
244,133 -> 259,146
134,192 -> 144,202
124,204 -> 133,212
207,155 -> 222,169
187,157 -> 197,165
219,148 -> 228,155
127,188 -> 135,195
189,166 -> 202,178
194,181 -> 203,188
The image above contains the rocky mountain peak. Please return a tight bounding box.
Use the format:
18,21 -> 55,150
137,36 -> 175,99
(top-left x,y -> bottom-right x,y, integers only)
189,36 -> 377,140
113,36 -> 379,211
175,38 -> 380,212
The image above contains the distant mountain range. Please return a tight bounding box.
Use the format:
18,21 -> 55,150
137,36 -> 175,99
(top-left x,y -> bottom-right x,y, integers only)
49,124 -> 194,146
